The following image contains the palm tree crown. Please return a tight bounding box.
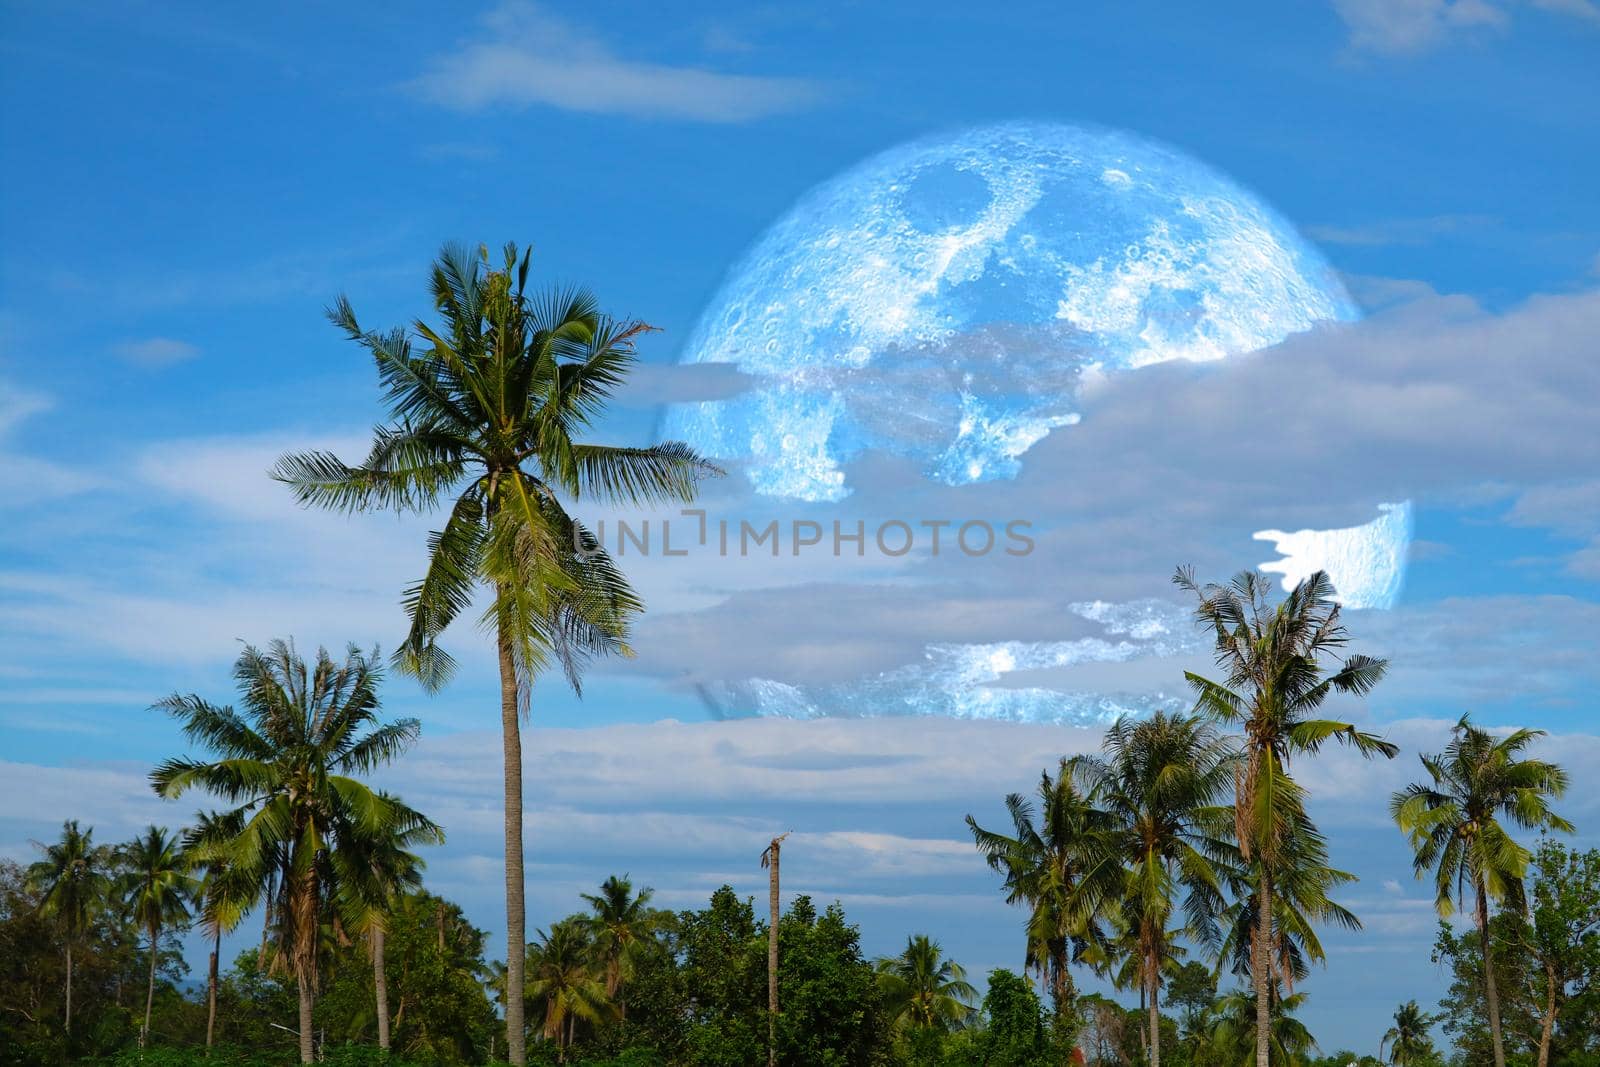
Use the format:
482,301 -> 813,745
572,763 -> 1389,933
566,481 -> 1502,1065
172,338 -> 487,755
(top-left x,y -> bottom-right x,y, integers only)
1206,988 -> 1319,1066
580,874 -> 655,1006
1070,712 -> 1236,1067
1381,999 -> 1440,1066
874,935 -> 977,1033
272,242 -> 721,693
967,758 -> 1108,1021
28,820 -> 113,944
527,919 -> 613,1059
1391,713 -> 1571,917
118,825 -> 194,941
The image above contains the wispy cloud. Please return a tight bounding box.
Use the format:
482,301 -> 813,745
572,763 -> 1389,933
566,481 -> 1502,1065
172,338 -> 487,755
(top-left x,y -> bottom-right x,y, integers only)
411,2 -> 824,122
112,337 -> 200,368
0,381 -> 109,503
1331,0 -> 1598,54
1307,214 -> 1496,248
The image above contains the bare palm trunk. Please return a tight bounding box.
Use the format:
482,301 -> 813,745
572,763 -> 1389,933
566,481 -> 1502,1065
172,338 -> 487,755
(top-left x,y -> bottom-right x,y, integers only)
499,611 -> 527,1067
293,861 -> 318,1064
64,943 -> 73,1038
260,877 -> 275,968
1255,871 -> 1272,1067
1476,881 -> 1507,1067
1148,961 -> 1161,1067
143,923 -> 158,1047
374,925 -> 390,1052
206,927 -> 219,1050
297,970 -> 315,1064
765,835 -> 783,1067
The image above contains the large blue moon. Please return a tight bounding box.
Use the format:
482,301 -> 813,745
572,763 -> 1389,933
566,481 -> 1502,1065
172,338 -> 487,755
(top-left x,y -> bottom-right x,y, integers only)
663,121 -> 1359,503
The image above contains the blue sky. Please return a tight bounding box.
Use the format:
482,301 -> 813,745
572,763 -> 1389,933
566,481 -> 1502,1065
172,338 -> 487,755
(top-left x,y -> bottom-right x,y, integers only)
2,0 -> 1599,1052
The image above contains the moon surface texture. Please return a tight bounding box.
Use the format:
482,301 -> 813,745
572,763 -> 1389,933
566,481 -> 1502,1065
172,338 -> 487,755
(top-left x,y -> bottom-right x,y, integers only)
664,121 -> 1358,502
664,122 -> 1410,723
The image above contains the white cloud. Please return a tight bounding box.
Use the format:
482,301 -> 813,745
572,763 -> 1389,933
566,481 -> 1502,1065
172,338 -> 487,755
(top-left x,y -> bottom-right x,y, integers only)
112,337 -> 200,368
411,2 -> 824,122
1507,480 -> 1600,537
1565,537 -> 1600,579
1331,0 -> 1598,54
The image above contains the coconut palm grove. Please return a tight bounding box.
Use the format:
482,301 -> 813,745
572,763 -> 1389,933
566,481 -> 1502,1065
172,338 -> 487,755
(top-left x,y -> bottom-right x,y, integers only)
2,4 -> 1598,1067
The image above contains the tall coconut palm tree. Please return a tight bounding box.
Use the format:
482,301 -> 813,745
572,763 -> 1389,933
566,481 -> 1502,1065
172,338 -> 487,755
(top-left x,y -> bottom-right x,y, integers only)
1071,713 -> 1236,1067
151,640 -> 443,1064
116,825 -> 196,1048
26,820 -> 113,1041
579,875 -> 654,1016
875,935 -> 978,1035
185,810 -> 241,1051
967,759 -> 1109,1023
336,803 -> 430,1053
1176,567 -> 1396,1067
1381,1000 -> 1440,1066
272,243 -> 718,1066
1390,713 -> 1571,1067
527,919 -> 613,1062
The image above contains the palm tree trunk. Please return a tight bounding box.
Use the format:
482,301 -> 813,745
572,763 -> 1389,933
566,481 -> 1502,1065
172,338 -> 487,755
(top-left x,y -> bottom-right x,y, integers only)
64,943 -> 73,1037
206,927 -> 219,1050
374,925 -> 390,1052
297,969 -> 315,1064
143,923 -> 158,1047
498,609 -> 528,1067
1148,961 -> 1161,1067
1051,942 -> 1075,1024
1476,881 -> 1507,1067
767,836 -> 781,1067
260,875 -> 272,960
1255,870 -> 1272,1067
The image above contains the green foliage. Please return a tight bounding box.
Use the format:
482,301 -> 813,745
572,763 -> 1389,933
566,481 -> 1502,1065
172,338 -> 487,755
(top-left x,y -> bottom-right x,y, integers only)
1432,841 -> 1600,1064
1069,712 -> 1236,1057
213,893 -> 496,1063
1395,714 -> 1573,1066
1202,989 -> 1318,1066
771,896 -> 890,1066
875,933 -> 978,1038
272,240 -> 720,1064
1177,568 -> 1393,1067
1380,1000 -> 1441,1066
966,760 -> 1103,1026
969,969 -> 1051,1067
151,639 -> 443,1063
509,886 -> 893,1066
4,846 -> 196,1065
676,886 -> 765,1065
